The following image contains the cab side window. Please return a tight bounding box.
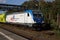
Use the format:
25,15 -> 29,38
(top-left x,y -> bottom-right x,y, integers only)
27,13 -> 29,17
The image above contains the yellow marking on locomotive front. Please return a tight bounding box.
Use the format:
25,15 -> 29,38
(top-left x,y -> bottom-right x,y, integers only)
0,14 -> 6,22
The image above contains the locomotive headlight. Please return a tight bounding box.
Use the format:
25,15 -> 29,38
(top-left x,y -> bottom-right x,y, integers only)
42,21 -> 44,23
34,21 -> 36,23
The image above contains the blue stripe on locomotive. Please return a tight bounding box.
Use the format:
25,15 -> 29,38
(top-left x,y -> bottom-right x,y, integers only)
25,10 -> 34,19
25,10 -> 44,24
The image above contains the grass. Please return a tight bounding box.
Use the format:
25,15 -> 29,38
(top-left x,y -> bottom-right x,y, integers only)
53,29 -> 60,37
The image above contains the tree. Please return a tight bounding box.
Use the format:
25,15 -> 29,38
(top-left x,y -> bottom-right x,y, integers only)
40,1 -> 53,23
55,0 -> 60,27
21,0 -> 39,10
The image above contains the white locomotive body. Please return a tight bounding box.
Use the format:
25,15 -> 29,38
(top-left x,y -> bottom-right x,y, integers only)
5,10 -> 44,29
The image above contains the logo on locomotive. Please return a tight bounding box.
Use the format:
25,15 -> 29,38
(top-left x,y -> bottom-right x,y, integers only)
10,15 -> 19,21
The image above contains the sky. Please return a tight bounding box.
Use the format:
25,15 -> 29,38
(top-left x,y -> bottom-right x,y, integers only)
0,0 -> 27,5
44,0 -> 55,2
0,0 -> 55,5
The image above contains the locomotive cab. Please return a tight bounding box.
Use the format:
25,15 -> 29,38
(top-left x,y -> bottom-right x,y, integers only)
32,10 -> 45,30
32,10 -> 44,24
25,10 -> 44,27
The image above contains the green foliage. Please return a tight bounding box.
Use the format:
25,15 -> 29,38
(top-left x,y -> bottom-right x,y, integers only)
50,19 -> 58,29
21,1 -> 39,10
40,1 -> 53,23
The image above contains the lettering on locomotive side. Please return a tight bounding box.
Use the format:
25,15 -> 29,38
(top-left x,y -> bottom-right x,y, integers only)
10,15 -> 19,21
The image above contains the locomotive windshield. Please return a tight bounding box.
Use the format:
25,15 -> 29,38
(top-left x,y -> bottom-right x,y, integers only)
33,11 -> 43,18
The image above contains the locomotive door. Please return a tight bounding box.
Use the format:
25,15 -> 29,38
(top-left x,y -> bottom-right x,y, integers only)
18,13 -> 25,23
24,13 -> 29,23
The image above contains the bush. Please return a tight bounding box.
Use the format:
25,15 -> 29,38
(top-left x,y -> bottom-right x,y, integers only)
50,19 -> 58,30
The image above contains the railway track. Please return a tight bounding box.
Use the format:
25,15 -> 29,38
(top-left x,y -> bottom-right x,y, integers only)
0,28 -> 28,40
0,23 -> 58,40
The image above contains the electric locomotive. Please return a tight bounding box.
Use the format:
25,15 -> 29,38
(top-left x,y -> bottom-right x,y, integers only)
0,10 -> 44,30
